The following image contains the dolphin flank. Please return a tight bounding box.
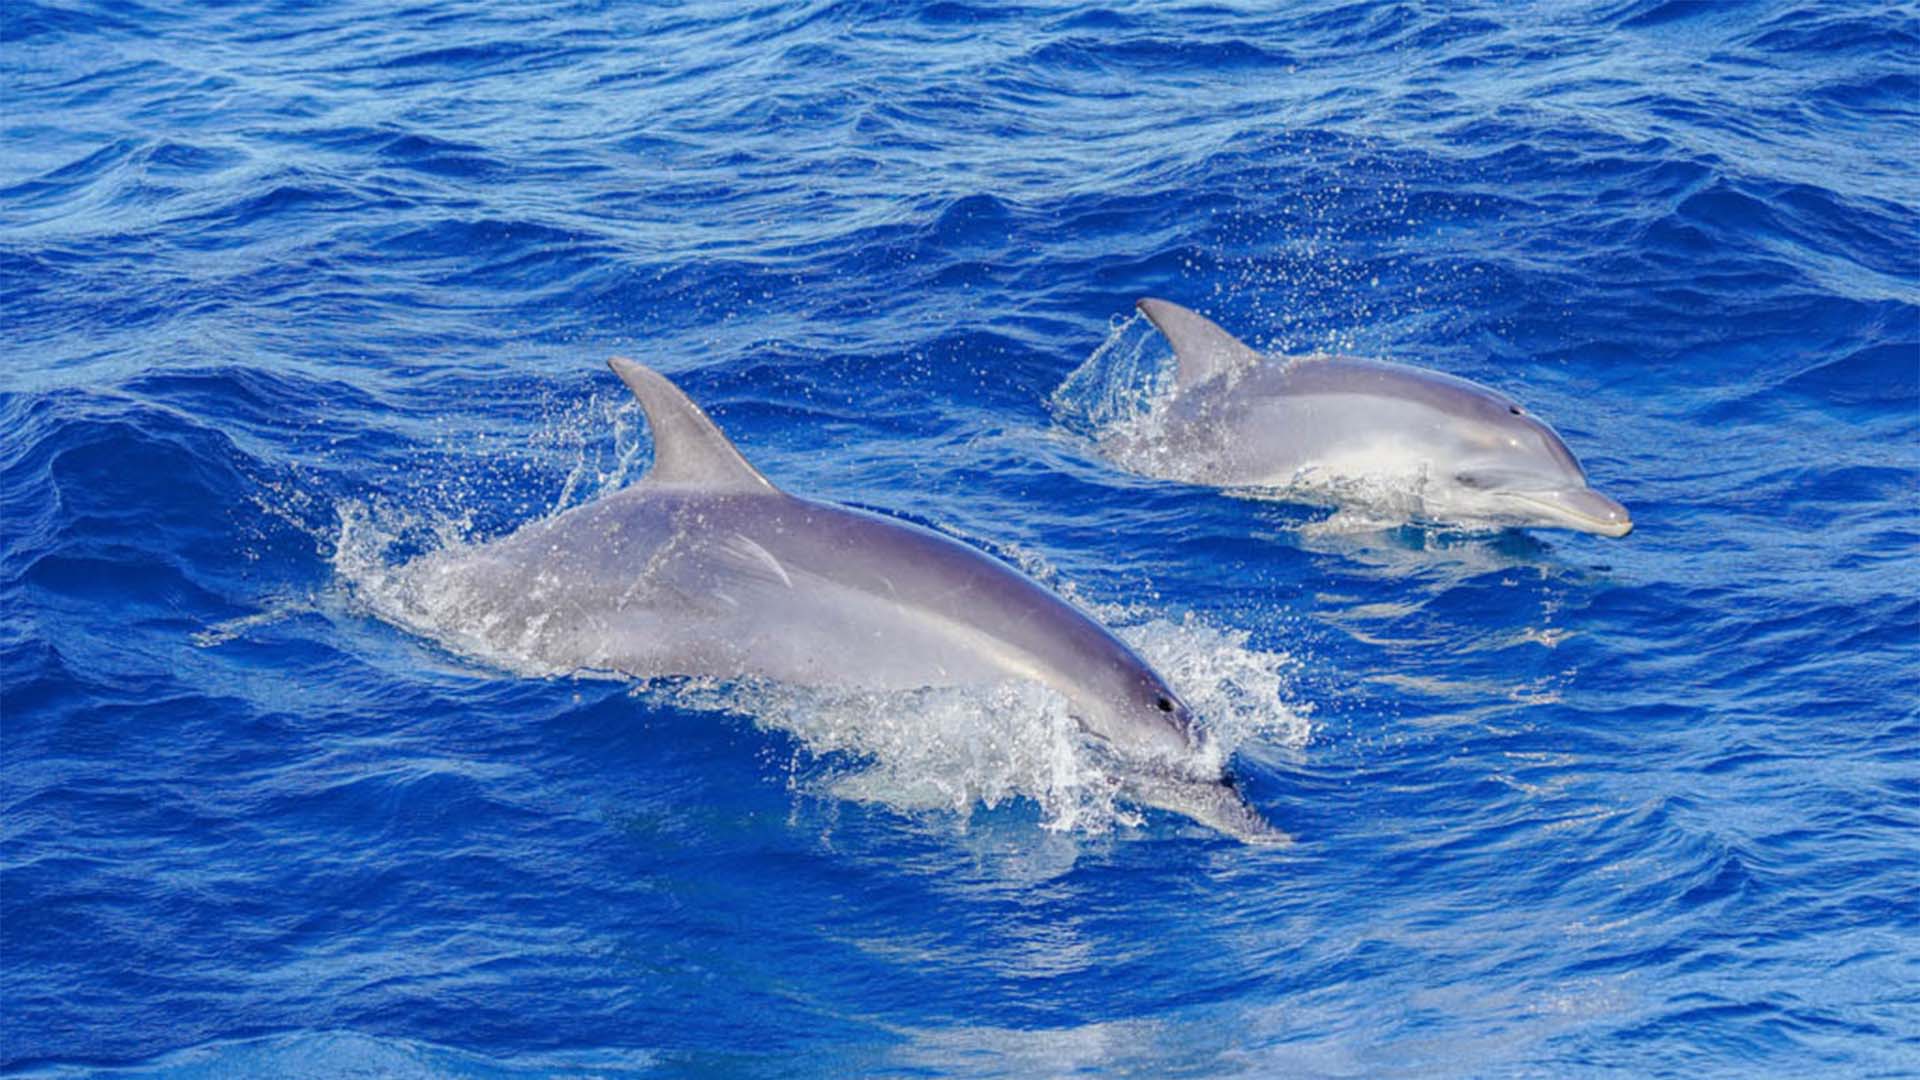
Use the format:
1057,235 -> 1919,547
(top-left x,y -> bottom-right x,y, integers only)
1120,298 -> 1632,537
391,358 -> 1288,844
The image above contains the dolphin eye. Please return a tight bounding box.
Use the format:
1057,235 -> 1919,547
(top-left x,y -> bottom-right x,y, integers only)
1509,405 -> 1523,415
1156,696 -> 1175,713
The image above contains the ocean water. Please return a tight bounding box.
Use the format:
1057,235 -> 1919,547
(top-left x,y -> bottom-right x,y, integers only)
4,0 -> 1917,1075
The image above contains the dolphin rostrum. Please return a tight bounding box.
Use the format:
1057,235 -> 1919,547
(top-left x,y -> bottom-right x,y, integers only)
1117,298 -> 1632,537
391,358 -> 1286,844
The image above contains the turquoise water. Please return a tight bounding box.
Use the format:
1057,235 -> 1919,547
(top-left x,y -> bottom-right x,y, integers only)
4,1 -> 1917,1075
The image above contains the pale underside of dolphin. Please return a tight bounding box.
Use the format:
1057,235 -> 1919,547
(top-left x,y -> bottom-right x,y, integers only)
1117,298 -> 1632,537
391,358 -> 1286,844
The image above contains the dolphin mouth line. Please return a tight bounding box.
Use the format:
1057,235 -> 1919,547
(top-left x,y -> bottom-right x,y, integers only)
1115,764 -> 1293,846
1500,490 -> 1634,538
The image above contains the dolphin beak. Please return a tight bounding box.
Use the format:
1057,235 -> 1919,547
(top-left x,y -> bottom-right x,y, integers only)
1507,487 -> 1633,537
1124,772 -> 1293,846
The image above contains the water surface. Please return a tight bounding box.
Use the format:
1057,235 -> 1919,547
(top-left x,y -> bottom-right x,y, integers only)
4,1 -> 1917,1075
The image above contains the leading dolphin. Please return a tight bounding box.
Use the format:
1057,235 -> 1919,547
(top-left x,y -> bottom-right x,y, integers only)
1114,299 -> 1632,537
391,358 -> 1285,844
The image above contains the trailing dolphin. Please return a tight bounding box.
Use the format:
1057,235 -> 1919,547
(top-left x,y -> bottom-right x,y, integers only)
388,358 -> 1286,844
1110,299 -> 1632,537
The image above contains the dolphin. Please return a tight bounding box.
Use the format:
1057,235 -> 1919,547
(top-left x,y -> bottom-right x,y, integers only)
1116,299 -> 1632,537
390,358 -> 1286,844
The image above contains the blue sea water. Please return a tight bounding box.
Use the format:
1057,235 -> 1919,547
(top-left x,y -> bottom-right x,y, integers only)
4,0 -> 1918,1075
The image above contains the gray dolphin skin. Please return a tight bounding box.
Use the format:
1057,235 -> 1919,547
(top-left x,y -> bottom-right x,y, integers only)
398,358 -> 1286,844
1127,298 -> 1632,537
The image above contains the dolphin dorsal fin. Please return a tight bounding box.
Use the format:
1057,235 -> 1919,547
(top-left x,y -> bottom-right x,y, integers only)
1136,298 -> 1265,389
608,358 -> 776,494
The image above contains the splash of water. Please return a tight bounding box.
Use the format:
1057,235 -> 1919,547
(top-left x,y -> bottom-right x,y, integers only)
1048,312 -> 1225,490
1048,311 -> 1170,439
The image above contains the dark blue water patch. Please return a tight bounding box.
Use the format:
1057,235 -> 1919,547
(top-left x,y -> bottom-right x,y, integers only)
1611,0 -> 1764,31
4,0 -> 138,41
1740,2 -> 1920,57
